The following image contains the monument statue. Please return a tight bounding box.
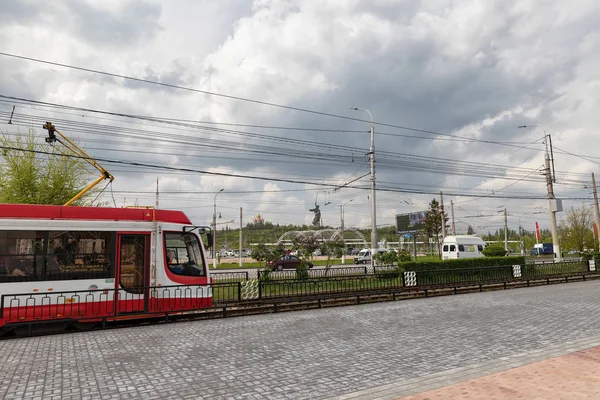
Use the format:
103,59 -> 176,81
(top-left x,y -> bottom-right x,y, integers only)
309,204 -> 321,227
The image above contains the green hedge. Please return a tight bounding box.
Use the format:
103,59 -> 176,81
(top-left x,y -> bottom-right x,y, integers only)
581,252 -> 600,262
398,256 -> 525,272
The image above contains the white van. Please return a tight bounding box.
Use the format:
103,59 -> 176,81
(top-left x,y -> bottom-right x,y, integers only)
442,236 -> 487,260
353,248 -> 388,264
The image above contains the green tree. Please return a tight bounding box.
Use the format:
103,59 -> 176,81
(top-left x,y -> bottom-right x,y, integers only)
559,206 -> 595,252
482,243 -> 507,257
467,224 -> 475,235
424,198 -> 449,258
0,131 -> 94,205
319,239 -> 344,275
292,235 -> 320,280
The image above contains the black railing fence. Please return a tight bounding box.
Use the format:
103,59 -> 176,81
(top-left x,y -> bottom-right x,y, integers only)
257,266 -> 368,281
211,271 -> 250,282
0,261 -> 596,329
212,260 -> 598,303
0,284 -> 212,324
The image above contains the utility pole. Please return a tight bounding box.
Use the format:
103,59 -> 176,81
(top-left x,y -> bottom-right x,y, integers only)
545,144 -> 561,261
592,173 -> 600,250
440,191 -> 446,239
450,200 -> 456,236
504,208 -> 508,251
239,207 -> 243,267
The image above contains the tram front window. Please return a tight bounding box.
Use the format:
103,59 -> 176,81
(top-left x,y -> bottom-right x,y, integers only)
164,232 -> 206,276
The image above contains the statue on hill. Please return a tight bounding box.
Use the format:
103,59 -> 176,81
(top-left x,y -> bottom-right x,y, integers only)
309,204 -> 321,227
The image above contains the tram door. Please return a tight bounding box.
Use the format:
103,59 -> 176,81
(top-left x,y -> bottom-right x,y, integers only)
116,234 -> 150,314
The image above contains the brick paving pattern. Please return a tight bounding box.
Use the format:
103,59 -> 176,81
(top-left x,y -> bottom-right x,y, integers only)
399,346 -> 600,400
1,280 -> 600,399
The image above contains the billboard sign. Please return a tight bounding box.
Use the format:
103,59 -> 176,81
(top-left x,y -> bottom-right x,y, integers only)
396,211 -> 427,233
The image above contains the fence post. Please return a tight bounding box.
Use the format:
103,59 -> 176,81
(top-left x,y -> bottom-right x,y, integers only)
237,282 -> 242,302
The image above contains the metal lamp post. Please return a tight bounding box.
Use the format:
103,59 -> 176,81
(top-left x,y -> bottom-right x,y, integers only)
351,107 -> 378,261
212,188 -> 224,269
340,199 -> 353,264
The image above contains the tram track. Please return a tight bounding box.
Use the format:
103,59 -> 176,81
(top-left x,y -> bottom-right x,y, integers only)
2,273 -> 598,340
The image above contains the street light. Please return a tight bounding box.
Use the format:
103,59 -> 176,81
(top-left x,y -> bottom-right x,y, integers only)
351,107 -> 378,260
340,199 -> 353,264
518,125 -> 561,261
213,188 -> 224,269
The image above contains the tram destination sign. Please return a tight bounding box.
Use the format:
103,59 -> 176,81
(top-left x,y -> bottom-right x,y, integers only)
396,211 -> 427,234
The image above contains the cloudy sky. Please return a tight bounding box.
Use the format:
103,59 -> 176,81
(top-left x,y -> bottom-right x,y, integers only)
1,0 -> 599,239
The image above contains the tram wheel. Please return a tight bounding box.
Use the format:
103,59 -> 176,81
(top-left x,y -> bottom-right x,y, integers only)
72,321 -> 98,331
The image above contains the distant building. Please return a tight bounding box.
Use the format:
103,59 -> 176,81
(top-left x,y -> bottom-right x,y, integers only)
253,213 -> 265,225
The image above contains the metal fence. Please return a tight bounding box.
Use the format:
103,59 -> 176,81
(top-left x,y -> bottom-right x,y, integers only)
212,261 -> 597,303
1,261 -> 596,329
211,271 -> 250,282
0,284 -> 212,325
256,266 -> 368,281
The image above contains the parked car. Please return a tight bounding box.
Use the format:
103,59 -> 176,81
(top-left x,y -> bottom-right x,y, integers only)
267,255 -> 313,271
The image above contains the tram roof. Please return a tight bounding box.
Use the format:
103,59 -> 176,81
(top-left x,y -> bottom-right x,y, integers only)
0,204 -> 192,224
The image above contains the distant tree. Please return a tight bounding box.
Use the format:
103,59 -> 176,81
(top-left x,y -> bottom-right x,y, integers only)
0,131 -> 94,205
424,198 -> 449,258
467,224 -> 475,235
559,206 -> 595,252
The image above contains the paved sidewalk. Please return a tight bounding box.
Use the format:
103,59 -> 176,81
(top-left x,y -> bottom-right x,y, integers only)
3,280 -> 600,399
332,334 -> 600,400
399,345 -> 600,399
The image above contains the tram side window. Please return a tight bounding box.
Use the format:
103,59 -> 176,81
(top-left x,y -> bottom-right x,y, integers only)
164,232 -> 206,276
0,231 -> 44,280
47,231 -> 114,280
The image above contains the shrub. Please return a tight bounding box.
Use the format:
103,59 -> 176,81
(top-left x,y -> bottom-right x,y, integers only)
295,263 -> 309,280
259,268 -> 272,282
374,251 -> 398,265
398,250 -> 413,262
398,256 -> 525,272
482,243 -> 508,257
581,252 -> 600,261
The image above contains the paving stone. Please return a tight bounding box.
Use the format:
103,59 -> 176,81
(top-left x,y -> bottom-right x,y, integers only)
2,281 -> 600,399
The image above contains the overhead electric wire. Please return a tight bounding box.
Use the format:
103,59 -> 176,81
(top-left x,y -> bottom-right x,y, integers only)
1,144 -> 594,200
0,54 -> 576,149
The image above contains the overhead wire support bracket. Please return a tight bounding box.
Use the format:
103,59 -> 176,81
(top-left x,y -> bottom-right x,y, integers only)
42,121 -> 115,206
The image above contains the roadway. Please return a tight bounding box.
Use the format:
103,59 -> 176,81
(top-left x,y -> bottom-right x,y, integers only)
1,279 -> 600,399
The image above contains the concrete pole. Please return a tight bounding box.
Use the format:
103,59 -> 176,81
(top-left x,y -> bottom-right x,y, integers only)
340,205 -> 345,264
369,123 -> 378,259
239,207 -> 243,267
545,153 -> 561,261
212,189 -> 223,269
592,173 -> 600,250
504,208 -> 508,251
440,191 -> 446,239
450,200 -> 456,236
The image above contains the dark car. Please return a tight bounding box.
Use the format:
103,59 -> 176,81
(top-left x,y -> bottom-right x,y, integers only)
267,255 -> 313,271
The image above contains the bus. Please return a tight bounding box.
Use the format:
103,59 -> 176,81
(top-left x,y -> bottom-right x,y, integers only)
0,204 -> 213,333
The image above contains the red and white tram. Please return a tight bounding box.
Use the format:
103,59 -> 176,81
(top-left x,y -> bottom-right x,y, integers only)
0,204 -> 213,332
